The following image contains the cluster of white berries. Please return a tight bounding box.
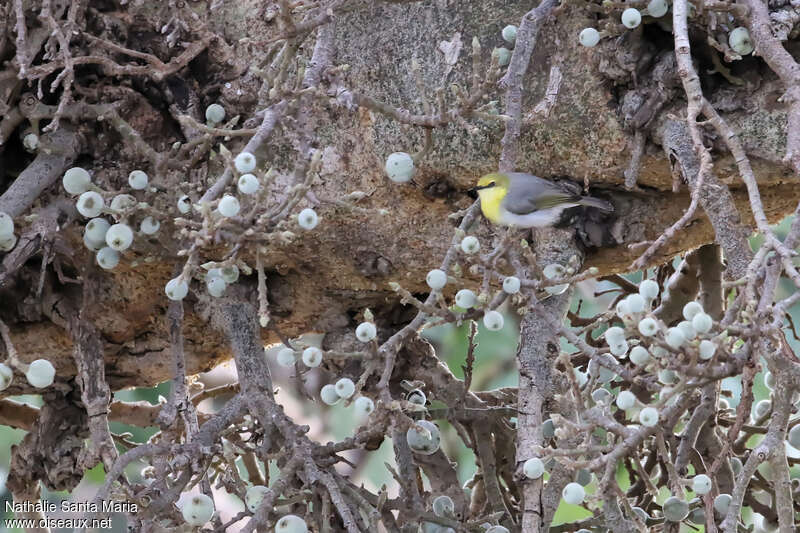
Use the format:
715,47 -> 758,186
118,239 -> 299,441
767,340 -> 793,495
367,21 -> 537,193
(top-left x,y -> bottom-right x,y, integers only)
491,24 -> 517,68
0,358 -> 56,390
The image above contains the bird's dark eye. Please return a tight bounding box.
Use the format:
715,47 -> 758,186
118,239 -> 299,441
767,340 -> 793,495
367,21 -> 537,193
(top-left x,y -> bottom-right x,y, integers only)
488,181 -> 495,187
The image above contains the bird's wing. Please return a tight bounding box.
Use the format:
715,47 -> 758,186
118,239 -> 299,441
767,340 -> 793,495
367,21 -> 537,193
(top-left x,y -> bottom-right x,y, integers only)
502,173 -> 578,214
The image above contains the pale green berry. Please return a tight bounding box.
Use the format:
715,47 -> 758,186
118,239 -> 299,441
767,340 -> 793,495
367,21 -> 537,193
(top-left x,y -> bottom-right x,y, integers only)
23,133 -> 39,151
523,457 -> 545,479
0,363 -> 12,390
579,27 -> 600,47
177,195 -> 191,214
298,208 -> 318,230
355,322 -> 377,342
677,320 -> 697,340
84,232 -> 104,251
0,212 -> 13,240
385,152 -> 415,183
592,388 -> 612,404
77,191 -> 104,218
205,103 -> 226,124
665,327 -> 685,349
625,294 -> 645,313
605,326 -> 625,344
639,279 -> 659,299
106,223 -> 134,251
700,340 -> 717,360
729,27 -> 753,55
182,494 -> 214,526
221,265 -> 239,283
128,170 -> 148,190
562,482 -> 585,505
658,369 -> 678,385
335,377 -> 355,399
218,195 -> 240,217
140,216 -> 160,235
787,425 -> 800,448
713,493 -> 731,515
764,371 -> 775,389
692,312 -> 712,334
354,396 -> 374,417
638,317 -> 658,337
245,485 -> 269,513
460,235 -> 480,254
96,247 -> 120,269
237,173 -> 260,195
63,167 -> 91,195
206,276 -> 226,297
301,347 -> 322,367
692,474 -> 712,495
647,0 -> 669,17
0,235 -> 14,253
276,348 -> 296,367
616,390 -> 636,410
320,384 -> 340,405
621,8 -> 642,28
639,406 -> 659,427
26,359 -> 55,388
609,339 -> 629,357
616,299 -> 630,317
493,47 -> 512,67
234,152 -> 257,173
502,276 -> 521,294
455,289 -> 476,309
426,269 -> 447,290
433,494 -> 454,516
85,218 -> 110,244
629,346 -> 651,365
274,514 -> 307,533
110,193 -> 136,212
730,457 -> 743,475
662,496 -> 689,522
543,263 -> 565,280
406,420 -> 441,455
165,277 -> 189,301
483,310 -> 504,331
407,389 -> 426,406
682,301 -> 703,320
754,399 -> 771,418
502,25 -> 517,46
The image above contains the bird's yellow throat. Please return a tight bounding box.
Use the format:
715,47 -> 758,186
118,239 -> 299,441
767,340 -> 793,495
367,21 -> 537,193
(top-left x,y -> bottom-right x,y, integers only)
477,187 -> 506,224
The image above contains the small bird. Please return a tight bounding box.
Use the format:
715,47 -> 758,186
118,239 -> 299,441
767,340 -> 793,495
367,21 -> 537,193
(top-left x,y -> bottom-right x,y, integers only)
474,172 -> 613,228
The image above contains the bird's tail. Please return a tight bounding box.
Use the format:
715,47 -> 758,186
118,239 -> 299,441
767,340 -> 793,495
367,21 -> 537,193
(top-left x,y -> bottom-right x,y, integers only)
578,196 -> 614,212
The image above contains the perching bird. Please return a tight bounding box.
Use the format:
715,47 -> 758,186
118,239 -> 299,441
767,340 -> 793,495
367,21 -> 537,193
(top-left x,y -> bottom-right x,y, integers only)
475,172 -> 613,228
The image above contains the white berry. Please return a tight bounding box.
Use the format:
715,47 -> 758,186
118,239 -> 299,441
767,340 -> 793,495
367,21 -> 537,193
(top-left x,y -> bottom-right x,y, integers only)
714,493 -> 731,515
206,276 -> 226,297
106,223 -> 134,251
503,276 -> 521,294
85,218 -> 110,244
320,384 -> 341,405
0,212 -> 14,240
692,312 -> 713,334
677,320 -> 697,340
455,289 -> 476,309
625,294 -> 645,313
729,27 -> 753,55
302,347 -> 323,367
483,310 -> 504,331
665,327 -> 685,349
629,346 -> 651,366
354,396 -> 375,417
493,47 -> 511,67
165,277 -> 189,301
238,173 -> 260,195
274,514 -> 308,533
234,152 -> 257,173
140,216 -> 160,235
298,208 -> 318,230
426,269 -> 447,290
787,424 -> 800,447
205,103 -> 226,124
605,326 -> 625,345
77,191 -> 104,218
218,195 -> 240,218
0,363 -> 11,390
502,25 -> 517,46
639,279 -> 660,299
562,482 -> 585,505
26,359 -> 55,388
335,377 -> 355,399
128,170 -> 148,190
182,493 -> 214,526
621,8 -> 642,29
639,406 -> 659,427
356,322 -> 377,342
406,420 -> 441,455
692,474 -> 712,495
407,389 -> 427,406
177,195 -> 191,214
0,235 -> 18,252
460,235 -> 480,254
523,457 -> 545,479
23,133 -> 39,151
682,301 -> 703,321
579,27 -> 600,47
63,167 -> 91,195
616,390 -> 636,410
385,152 -> 415,183
647,0 -> 669,17
276,348 -> 296,368
662,496 -> 689,522
637,317 -> 658,337
96,247 -> 120,270
221,265 -> 239,283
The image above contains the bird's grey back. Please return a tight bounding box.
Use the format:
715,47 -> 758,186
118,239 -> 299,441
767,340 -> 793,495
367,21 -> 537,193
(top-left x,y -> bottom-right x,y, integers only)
502,173 -> 577,214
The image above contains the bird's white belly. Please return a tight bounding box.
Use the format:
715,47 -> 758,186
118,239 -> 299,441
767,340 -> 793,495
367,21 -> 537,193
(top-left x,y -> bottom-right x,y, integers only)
497,205 -> 576,228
